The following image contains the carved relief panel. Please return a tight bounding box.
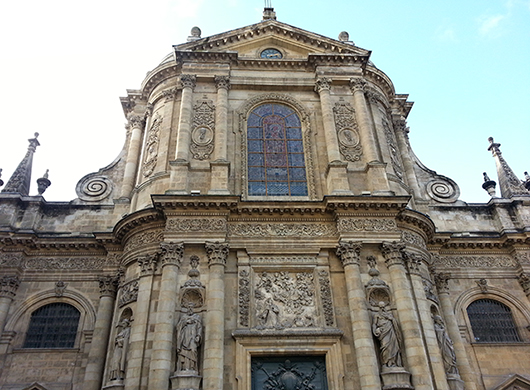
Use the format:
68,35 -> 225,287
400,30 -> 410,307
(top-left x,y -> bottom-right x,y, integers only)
333,100 -> 362,162
142,114 -> 163,177
190,97 -> 215,160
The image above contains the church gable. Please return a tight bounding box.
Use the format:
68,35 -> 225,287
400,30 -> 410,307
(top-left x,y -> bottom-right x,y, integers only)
493,374 -> 530,390
175,19 -> 370,60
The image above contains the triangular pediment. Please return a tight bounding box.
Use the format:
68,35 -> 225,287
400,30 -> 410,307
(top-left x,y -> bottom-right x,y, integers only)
493,374 -> 530,390
21,382 -> 48,390
175,19 -> 370,61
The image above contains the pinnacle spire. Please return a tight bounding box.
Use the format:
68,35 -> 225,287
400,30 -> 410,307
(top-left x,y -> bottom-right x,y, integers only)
487,137 -> 528,198
2,133 -> 40,196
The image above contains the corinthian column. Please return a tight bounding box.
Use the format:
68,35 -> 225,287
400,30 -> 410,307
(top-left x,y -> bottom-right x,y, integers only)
209,76 -> 231,195
314,78 -> 351,195
435,273 -> 478,390
202,241 -> 229,390
121,115 -> 146,199
404,254 -> 449,390
0,276 -> 20,335
148,243 -> 184,390
336,242 -> 381,390
83,275 -> 118,390
381,242 -> 434,390
125,254 -> 158,390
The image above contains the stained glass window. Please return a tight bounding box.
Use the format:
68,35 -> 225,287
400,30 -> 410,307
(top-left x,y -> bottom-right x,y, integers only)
23,303 -> 80,348
467,299 -> 521,343
247,104 -> 307,196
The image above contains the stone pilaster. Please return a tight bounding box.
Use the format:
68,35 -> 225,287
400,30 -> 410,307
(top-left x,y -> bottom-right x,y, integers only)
202,241 -> 229,390
336,241 -> 381,390
0,276 -> 20,335
350,78 -> 391,195
435,273 -> 478,390
404,254 -> 450,390
381,242 -> 434,390
121,115 -> 146,199
83,275 -> 118,390
209,76 -> 231,195
314,78 -> 351,195
125,253 -> 159,390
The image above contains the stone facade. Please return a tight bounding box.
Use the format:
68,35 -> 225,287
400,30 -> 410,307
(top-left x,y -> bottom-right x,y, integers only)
1,9 -> 530,390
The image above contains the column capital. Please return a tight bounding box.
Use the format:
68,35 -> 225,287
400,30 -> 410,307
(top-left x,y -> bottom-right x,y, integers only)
161,87 -> 178,103
138,253 -> 159,276
381,241 -> 406,268
518,272 -> 530,294
160,241 -> 184,267
336,240 -> 362,267
205,241 -> 229,267
98,275 -> 119,297
0,275 -> 20,299
434,272 -> 451,294
214,75 -> 231,90
127,114 -> 145,130
179,74 -> 197,90
404,252 -> 423,275
314,77 -> 332,94
349,77 -> 367,93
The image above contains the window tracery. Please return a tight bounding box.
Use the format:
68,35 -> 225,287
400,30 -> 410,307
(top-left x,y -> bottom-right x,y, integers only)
467,298 -> 521,343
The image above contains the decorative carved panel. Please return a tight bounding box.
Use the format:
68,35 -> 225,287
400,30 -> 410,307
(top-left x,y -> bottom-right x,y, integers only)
142,114 -> 163,177
333,100 -> 362,162
190,98 -> 215,160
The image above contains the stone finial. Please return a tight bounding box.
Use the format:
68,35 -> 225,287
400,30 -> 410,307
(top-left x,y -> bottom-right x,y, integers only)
487,137 -> 529,198
187,26 -> 202,42
481,171 -> 497,198
37,169 -> 51,195
263,1 -> 276,20
2,133 -> 40,195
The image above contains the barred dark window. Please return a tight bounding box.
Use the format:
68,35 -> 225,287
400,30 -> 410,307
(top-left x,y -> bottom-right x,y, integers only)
23,303 -> 80,348
467,299 -> 520,343
247,103 -> 308,197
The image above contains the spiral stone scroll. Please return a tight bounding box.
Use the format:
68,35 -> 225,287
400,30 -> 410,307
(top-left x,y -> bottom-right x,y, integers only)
426,177 -> 460,203
76,174 -> 114,202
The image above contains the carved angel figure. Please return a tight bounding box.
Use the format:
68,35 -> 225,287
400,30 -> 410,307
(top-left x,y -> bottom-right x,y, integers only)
176,307 -> 203,372
372,302 -> 403,368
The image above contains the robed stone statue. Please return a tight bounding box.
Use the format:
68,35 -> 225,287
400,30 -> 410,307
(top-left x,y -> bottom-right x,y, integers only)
176,307 -> 203,372
433,315 -> 459,375
372,302 -> 403,367
109,318 -> 131,381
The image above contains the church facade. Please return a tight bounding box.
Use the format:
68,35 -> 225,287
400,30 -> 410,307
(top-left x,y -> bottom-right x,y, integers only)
1,8 -> 530,390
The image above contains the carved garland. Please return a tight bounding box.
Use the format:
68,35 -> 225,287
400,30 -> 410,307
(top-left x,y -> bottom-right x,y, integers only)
229,223 -> 337,237
239,269 -> 251,327
333,100 -> 362,162
318,270 -> 334,327
190,97 -> 215,160
238,93 -> 316,199
166,218 -> 227,232
337,218 -> 397,232
433,255 -> 517,268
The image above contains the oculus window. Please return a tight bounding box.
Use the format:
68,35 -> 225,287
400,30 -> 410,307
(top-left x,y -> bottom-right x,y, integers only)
467,298 -> 520,343
247,103 -> 308,197
23,302 -> 80,348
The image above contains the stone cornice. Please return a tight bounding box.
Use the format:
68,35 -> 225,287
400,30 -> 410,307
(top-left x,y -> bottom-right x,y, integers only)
430,231 -> 530,250
0,233 -> 105,255
396,209 -> 435,241
113,208 -> 166,242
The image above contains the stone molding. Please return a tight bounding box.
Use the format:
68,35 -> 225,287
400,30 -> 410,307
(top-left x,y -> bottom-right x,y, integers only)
0,275 -> 20,298
336,240 -> 362,267
205,241 -> 229,267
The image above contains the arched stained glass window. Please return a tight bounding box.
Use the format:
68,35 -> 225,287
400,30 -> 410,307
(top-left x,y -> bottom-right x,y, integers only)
247,103 -> 308,197
467,299 -> 520,343
23,302 -> 80,348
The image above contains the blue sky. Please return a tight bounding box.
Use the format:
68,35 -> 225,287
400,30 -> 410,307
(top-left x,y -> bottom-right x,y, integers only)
0,0 -> 528,202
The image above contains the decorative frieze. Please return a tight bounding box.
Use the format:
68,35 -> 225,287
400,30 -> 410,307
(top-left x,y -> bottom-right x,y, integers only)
238,269 -> 250,327
318,270 -> 334,327
229,223 -> 337,237
119,279 -> 139,307
142,114 -> 163,177
25,257 -> 106,270
333,100 -> 362,162
401,230 -> 426,249
167,218 -> 227,232
433,255 -> 517,269
250,256 -> 317,265
124,230 -> 164,253
0,275 -> 20,298
205,241 -> 229,267
336,240 -> 362,267
254,271 -> 316,329
338,218 -> 397,232
190,98 -> 215,160
0,253 -> 23,267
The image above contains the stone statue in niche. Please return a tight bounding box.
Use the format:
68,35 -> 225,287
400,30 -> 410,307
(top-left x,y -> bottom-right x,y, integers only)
109,318 -> 132,381
176,307 -> 203,372
372,302 -> 403,368
433,315 -> 459,375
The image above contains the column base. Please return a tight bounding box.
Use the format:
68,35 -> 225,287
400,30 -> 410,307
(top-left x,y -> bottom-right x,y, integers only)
326,161 -> 353,195
380,366 -> 414,390
447,374 -> 464,390
170,370 -> 202,390
102,379 -> 124,390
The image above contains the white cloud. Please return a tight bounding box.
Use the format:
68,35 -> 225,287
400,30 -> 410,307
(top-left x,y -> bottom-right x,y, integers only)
437,27 -> 458,43
478,14 -> 505,35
